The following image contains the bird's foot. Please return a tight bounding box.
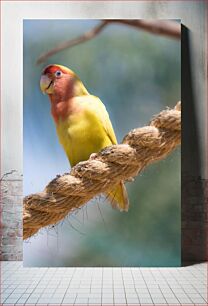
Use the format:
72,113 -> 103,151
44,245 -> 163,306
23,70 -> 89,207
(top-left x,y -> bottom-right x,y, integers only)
89,153 -> 97,160
126,177 -> 134,182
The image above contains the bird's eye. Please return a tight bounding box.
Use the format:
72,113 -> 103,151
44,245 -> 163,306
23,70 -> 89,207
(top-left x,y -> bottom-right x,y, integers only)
55,70 -> 62,77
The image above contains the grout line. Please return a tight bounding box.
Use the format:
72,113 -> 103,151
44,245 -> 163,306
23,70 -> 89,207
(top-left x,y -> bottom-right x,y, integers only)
121,268 -> 127,305
130,267 -> 141,305
140,268 -> 154,305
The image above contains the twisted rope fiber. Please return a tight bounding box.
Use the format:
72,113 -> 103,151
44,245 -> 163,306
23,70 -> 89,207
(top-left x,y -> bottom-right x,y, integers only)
23,102 -> 181,240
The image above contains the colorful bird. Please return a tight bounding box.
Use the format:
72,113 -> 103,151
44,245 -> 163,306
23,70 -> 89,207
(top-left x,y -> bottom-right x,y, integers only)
40,64 -> 129,211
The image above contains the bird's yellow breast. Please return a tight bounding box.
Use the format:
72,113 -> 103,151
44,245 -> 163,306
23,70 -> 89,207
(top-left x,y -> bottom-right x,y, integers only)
56,106 -> 112,167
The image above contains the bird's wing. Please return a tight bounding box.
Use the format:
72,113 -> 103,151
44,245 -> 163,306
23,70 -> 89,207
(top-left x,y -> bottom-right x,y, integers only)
81,95 -> 117,145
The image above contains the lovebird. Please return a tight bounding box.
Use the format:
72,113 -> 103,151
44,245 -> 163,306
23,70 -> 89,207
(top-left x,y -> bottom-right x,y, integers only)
40,64 -> 129,211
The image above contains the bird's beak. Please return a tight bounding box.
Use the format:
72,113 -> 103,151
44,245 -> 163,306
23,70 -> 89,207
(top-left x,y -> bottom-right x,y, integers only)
40,75 -> 54,94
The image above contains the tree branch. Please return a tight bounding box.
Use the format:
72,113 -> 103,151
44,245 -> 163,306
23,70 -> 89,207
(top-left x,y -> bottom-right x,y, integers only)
36,20 -> 109,65
36,19 -> 181,64
112,19 -> 181,39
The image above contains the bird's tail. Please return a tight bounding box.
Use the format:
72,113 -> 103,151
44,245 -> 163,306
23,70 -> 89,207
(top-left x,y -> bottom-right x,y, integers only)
106,181 -> 129,212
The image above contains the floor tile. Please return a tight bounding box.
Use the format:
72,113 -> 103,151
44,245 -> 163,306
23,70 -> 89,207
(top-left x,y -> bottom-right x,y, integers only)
0,262 -> 207,306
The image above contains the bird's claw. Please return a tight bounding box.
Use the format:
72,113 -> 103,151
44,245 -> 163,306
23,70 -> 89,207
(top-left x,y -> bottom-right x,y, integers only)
126,177 -> 134,182
90,153 -> 97,160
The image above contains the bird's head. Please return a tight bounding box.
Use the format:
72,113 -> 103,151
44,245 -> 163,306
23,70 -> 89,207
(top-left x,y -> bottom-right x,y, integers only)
40,64 -> 88,100
40,64 -> 75,96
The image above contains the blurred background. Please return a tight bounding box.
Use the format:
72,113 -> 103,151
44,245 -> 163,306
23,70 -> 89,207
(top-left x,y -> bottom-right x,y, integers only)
23,20 -> 181,267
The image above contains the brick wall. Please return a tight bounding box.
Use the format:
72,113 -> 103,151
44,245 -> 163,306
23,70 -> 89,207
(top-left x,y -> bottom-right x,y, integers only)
182,177 -> 208,264
0,171 -> 23,260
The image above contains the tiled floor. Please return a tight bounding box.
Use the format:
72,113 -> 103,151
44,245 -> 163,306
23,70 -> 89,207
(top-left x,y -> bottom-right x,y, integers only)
0,262 -> 207,305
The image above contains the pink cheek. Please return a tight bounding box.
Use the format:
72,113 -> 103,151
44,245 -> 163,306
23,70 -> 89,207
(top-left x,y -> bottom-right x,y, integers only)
53,78 -> 68,95
53,79 -> 62,90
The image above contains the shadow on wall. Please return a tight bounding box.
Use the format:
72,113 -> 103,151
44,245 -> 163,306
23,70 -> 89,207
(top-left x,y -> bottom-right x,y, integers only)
181,25 -> 207,265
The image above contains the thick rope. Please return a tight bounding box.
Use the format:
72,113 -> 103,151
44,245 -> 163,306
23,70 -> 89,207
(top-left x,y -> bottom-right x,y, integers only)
23,102 -> 181,240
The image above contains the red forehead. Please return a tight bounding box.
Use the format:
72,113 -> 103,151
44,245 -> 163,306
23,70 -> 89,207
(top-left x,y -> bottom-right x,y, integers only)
42,65 -> 68,75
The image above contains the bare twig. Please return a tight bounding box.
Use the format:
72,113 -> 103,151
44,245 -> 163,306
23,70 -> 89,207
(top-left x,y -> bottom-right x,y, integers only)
36,20 -> 109,65
112,19 -> 181,39
36,19 -> 181,65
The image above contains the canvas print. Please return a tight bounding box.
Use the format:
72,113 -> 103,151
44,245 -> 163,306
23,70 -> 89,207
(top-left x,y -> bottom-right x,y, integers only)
23,19 -> 181,266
